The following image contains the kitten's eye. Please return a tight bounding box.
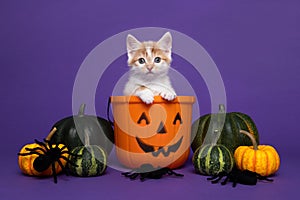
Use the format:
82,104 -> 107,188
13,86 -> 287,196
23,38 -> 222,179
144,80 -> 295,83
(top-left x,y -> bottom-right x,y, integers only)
154,57 -> 161,63
138,58 -> 146,64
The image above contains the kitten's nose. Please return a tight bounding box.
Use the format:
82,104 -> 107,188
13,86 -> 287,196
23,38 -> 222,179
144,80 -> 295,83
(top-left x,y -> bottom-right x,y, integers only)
146,64 -> 154,72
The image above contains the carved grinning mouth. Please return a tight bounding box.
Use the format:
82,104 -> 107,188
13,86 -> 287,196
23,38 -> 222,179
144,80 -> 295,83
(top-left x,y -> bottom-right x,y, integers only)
136,136 -> 183,157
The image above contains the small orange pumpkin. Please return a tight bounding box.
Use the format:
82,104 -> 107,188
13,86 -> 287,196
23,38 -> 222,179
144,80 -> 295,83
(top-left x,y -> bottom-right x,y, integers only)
18,128 -> 68,176
18,143 -> 67,176
234,130 -> 280,176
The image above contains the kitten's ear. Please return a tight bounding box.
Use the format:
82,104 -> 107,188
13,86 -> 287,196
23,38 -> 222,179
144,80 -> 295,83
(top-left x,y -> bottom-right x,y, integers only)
157,32 -> 172,51
127,34 -> 141,52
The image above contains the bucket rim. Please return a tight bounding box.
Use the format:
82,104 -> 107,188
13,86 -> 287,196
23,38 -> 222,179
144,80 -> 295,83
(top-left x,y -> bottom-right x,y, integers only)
110,96 -> 195,104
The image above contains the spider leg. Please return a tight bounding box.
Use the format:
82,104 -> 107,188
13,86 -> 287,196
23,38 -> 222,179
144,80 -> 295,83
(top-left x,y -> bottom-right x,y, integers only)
56,159 -> 69,176
48,143 -> 58,152
229,174 -> 241,187
61,150 -> 80,157
210,176 -> 223,184
207,175 -> 218,181
34,139 -> 50,151
122,171 -> 140,180
140,173 -> 148,181
147,170 -> 164,179
44,138 -> 54,146
207,173 -> 227,184
24,147 -> 47,154
51,162 -> 58,184
257,175 -> 273,182
167,169 -> 184,177
59,155 -> 78,167
34,139 -> 44,145
121,171 -> 131,176
18,151 -> 43,156
42,138 -> 55,147
122,171 -> 135,178
130,173 -> 140,180
232,180 -> 237,188
221,175 -> 230,186
61,156 -> 78,167
43,138 -> 51,144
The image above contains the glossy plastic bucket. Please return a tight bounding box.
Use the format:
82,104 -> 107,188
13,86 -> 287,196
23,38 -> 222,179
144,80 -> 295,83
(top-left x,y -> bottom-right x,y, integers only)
110,96 -> 195,169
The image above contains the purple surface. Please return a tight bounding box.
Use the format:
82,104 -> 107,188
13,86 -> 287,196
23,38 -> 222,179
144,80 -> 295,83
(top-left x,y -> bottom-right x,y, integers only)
1,0 -> 299,199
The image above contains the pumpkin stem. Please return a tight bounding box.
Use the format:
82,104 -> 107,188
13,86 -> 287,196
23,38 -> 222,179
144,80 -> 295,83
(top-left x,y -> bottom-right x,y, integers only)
45,127 -> 57,141
202,104 -> 226,146
78,104 -> 86,116
84,132 -> 90,146
210,104 -> 225,143
219,104 -> 225,113
240,130 -> 258,150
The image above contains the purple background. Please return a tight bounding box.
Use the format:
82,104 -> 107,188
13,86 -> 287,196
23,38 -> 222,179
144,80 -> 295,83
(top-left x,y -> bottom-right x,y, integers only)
1,0 -> 299,199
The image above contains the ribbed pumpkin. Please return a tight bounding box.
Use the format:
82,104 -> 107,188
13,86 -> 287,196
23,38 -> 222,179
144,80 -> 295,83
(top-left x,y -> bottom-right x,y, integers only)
18,143 -> 67,176
191,104 -> 259,153
192,144 -> 234,176
50,103 -> 114,154
234,130 -> 280,177
68,133 -> 107,177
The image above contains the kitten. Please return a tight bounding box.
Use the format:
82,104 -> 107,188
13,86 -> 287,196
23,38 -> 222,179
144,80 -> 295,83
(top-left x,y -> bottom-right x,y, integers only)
123,32 -> 176,104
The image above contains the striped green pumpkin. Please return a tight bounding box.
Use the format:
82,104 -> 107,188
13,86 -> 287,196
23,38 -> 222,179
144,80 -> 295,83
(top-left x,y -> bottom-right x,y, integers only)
192,144 -> 234,176
69,145 -> 107,177
191,104 -> 259,153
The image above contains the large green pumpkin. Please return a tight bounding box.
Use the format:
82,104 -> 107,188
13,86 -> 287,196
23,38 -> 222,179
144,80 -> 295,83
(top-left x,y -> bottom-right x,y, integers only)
49,104 -> 114,154
191,104 -> 259,154
192,144 -> 234,176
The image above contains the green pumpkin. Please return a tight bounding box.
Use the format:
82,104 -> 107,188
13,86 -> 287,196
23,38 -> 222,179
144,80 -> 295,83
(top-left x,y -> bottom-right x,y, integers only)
191,104 -> 259,153
68,145 -> 107,177
192,144 -> 234,176
49,104 -> 114,154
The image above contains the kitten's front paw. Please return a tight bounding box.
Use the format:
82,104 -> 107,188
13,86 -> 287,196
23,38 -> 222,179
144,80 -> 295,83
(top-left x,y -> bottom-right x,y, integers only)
160,90 -> 176,101
139,92 -> 154,104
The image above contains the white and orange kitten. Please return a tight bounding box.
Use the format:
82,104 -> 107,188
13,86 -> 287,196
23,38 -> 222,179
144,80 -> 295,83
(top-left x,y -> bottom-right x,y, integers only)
123,32 -> 176,104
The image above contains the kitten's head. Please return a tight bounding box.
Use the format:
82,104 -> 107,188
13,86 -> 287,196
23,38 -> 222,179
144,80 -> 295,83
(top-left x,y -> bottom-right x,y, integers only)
126,32 -> 172,77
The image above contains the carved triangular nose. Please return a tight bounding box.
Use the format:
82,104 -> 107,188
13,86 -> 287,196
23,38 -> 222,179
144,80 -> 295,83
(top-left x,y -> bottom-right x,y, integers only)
157,121 -> 167,134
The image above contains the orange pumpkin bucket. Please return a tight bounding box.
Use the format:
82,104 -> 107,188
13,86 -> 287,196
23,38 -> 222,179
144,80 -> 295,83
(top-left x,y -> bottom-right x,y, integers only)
110,96 -> 195,169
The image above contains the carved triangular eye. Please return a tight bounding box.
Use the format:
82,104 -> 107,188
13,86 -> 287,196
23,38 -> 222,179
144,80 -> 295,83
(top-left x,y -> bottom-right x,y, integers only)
157,121 -> 167,134
173,112 -> 182,125
137,112 -> 150,125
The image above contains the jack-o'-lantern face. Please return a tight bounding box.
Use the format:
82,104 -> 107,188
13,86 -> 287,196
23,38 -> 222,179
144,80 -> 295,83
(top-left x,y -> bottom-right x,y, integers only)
135,111 -> 183,157
111,96 -> 195,169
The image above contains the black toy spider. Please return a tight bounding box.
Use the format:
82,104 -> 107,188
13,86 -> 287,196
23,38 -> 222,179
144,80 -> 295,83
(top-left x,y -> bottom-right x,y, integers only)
207,167 -> 273,187
18,138 -> 79,183
122,164 -> 184,181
